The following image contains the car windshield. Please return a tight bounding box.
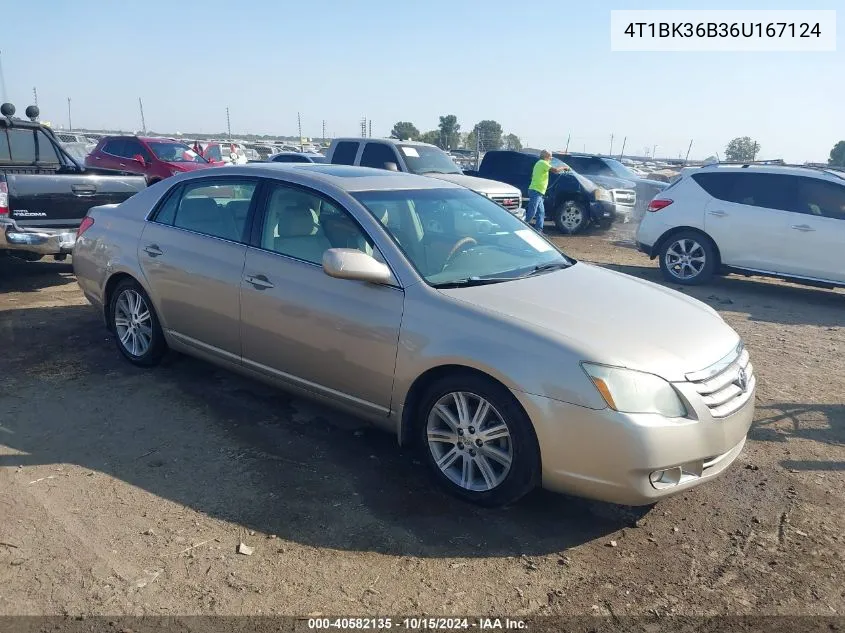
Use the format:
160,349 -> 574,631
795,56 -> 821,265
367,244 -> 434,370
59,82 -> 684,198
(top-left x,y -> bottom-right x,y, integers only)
353,188 -> 572,286
605,158 -> 641,180
147,141 -> 207,163
398,145 -> 463,175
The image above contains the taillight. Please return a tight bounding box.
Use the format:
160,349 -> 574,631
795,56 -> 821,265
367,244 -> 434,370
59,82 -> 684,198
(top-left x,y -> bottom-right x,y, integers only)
647,198 -> 673,212
77,216 -> 95,237
0,182 -> 8,216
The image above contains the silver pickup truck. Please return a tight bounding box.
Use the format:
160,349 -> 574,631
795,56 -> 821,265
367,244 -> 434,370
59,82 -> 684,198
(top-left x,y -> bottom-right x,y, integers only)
326,138 -> 525,220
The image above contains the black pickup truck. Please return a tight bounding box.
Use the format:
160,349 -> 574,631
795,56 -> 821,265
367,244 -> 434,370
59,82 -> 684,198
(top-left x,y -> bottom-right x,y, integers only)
464,150 -> 618,233
1,102 -> 146,263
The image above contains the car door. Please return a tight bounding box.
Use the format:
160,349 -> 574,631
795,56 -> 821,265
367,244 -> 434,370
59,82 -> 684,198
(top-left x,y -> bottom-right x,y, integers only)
118,138 -> 151,176
699,171 -> 795,272
92,138 -> 124,171
783,175 -> 845,283
138,177 -> 260,361
239,180 -> 404,415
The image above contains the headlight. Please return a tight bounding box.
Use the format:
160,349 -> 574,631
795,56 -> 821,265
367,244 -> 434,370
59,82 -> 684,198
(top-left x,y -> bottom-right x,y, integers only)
594,188 -> 612,202
582,363 -> 687,417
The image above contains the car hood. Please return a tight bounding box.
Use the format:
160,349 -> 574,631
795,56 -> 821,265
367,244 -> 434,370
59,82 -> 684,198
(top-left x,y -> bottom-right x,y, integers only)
583,174 -> 636,190
637,178 -> 669,189
438,263 -> 739,381
167,162 -> 214,172
427,173 -> 521,196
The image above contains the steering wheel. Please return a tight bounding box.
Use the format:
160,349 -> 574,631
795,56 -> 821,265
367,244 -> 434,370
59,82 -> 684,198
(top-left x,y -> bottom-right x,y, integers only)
444,237 -> 478,267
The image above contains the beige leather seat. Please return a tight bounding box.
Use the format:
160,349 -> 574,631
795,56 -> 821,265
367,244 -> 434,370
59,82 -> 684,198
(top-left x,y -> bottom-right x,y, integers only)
272,203 -> 332,263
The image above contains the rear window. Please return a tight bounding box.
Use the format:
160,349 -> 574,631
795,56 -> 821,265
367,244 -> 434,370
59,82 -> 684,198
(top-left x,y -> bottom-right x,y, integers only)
0,128 -> 60,163
693,172 -> 797,213
332,141 -> 359,165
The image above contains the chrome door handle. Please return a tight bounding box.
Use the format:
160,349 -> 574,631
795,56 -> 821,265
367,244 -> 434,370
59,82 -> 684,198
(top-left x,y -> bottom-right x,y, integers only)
245,274 -> 274,289
791,224 -> 815,232
708,210 -> 728,217
143,244 -> 163,257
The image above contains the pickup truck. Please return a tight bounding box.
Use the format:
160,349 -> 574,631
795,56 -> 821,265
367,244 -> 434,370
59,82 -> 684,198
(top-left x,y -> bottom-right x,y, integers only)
326,138 -> 525,220
464,150 -> 618,234
1,103 -> 147,263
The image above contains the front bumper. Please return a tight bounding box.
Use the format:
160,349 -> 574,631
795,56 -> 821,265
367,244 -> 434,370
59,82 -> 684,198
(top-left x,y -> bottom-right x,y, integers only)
514,386 -> 755,506
589,200 -> 618,224
1,218 -> 77,256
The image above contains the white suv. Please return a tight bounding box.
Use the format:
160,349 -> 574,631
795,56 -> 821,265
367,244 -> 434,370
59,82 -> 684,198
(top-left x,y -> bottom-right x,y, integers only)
636,164 -> 845,288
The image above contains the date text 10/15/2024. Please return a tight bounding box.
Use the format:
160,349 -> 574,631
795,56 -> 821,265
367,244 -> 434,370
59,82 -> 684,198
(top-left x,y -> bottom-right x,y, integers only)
307,617 -> 527,630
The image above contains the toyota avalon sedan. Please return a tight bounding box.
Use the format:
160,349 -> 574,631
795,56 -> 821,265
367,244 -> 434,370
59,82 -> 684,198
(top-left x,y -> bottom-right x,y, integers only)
73,164 -> 756,507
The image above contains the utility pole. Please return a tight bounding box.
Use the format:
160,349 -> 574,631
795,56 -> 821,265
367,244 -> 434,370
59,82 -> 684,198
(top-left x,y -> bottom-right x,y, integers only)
138,97 -> 147,134
297,112 -> 303,151
0,51 -> 7,104
619,136 -> 627,158
368,119 -> 372,138
322,119 -> 326,141
32,87 -> 38,106
564,133 -> 570,153
685,139 -> 693,164
609,134 -> 614,156
226,107 -> 231,139
652,144 -> 657,159
360,116 -> 367,137
67,97 -> 73,131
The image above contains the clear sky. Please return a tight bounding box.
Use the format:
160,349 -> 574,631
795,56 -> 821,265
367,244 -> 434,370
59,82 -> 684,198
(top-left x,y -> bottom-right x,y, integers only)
0,0 -> 841,162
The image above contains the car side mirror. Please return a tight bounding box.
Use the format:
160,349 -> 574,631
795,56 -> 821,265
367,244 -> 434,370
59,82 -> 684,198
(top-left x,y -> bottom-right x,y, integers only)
383,161 -> 399,172
322,248 -> 393,284
132,154 -> 146,167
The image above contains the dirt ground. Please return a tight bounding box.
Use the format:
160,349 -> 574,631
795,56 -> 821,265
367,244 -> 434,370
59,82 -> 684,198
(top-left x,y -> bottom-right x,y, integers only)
0,228 -> 843,619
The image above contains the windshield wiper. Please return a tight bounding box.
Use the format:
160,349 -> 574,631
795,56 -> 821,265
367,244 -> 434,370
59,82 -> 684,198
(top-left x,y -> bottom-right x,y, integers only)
524,261 -> 572,277
431,276 -> 520,289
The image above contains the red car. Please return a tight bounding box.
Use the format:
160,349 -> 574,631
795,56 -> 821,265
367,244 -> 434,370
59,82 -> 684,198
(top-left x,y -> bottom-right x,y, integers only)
85,136 -> 222,185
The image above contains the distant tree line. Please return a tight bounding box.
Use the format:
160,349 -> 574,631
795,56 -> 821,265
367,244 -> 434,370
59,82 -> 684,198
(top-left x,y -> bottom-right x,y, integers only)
390,115 -> 522,152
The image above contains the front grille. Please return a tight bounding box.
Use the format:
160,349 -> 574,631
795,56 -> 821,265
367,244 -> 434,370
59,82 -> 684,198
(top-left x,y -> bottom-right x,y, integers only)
686,344 -> 756,418
490,194 -> 521,211
610,189 -> 636,207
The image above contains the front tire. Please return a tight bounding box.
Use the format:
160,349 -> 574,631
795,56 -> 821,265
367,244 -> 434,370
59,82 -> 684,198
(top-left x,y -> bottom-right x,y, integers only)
417,373 -> 540,507
554,200 -> 589,234
658,231 -> 717,285
109,279 -> 166,366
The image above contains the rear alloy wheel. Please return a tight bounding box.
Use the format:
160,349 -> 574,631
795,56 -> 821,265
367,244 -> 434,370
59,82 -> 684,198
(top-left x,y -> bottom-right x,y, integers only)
659,231 -> 717,285
110,279 -> 166,366
554,200 -> 589,234
418,374 -> 540,506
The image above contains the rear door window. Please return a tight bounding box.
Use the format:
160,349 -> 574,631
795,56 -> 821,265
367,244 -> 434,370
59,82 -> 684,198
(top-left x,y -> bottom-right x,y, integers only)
165,179 -> 259,242
103,139 -> 125,157
4,128 -> 60,163
331,141 -> 359,165
793,177 -> 845,220
360,143 -> 400,169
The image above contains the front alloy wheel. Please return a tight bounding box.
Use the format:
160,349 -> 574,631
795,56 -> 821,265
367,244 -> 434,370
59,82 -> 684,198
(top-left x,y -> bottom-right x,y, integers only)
426,392 -> 513,493
658,231 -> 717,285
418,374 -> 540,506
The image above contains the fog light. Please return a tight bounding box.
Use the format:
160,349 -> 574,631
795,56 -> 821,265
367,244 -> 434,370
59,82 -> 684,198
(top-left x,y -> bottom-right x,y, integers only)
650,467 -> 683,489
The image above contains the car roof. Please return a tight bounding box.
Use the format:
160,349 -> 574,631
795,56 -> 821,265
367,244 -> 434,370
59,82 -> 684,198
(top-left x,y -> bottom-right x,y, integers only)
332,137 -> 438,148
198,163 -> 464,192
697,163 -> 845,183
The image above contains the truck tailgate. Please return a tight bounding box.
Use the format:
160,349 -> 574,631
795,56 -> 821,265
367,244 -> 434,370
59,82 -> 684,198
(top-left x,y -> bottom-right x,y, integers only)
5,172 -> 146,229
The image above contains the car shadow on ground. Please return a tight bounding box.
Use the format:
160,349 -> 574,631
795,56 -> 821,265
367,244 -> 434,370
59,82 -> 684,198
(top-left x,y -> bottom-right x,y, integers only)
600,262 -> 845,328
0,304 -> 647,558
0,256 -> 76,293
750,402 -> 844,474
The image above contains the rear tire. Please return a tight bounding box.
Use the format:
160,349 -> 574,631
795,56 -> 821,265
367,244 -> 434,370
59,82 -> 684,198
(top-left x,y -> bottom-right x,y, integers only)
109,279 -> 167,367
417,373 -> 540,507
658,230 -> 717,285
554,200 -> 589,234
